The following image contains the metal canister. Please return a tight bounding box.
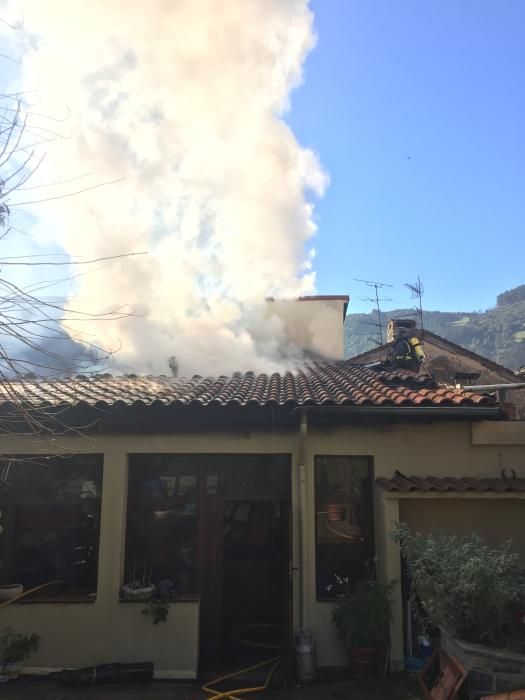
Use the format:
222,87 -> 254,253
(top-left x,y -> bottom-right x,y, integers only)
295,628 -> 317,684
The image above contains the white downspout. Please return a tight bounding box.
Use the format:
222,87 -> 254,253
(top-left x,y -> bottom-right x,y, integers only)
297,411 -> 309,629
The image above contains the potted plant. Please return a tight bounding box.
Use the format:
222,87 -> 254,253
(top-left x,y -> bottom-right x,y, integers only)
142,598 -> 170,624
394,524 -> 525,649
332,581 -> 394,676
0,628 -> 40,679
141,579 -> 174,624
0,584 -> 23,601
121,565 -> 155,602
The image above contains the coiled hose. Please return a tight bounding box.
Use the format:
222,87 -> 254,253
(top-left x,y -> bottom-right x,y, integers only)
201,623 -> 283,700
0,581 -> 63,609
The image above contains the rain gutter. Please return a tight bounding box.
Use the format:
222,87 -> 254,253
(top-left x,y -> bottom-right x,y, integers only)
459,383 -> 525,392
294,405 -> 503,419
297,411 -> 309,629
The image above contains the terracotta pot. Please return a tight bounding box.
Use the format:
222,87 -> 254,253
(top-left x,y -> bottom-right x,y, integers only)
348,647 -> 380,677
327,504 -> 345,522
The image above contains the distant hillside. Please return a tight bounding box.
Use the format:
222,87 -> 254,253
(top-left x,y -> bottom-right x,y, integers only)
344,284 -> 525,370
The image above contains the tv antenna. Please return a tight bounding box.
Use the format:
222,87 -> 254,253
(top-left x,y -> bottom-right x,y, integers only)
404,276 -> 424,335
354,278 -> 393,345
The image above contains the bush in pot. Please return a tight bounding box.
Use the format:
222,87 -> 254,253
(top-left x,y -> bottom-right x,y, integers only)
332,581 -> 394,676
394,524 -> 525,650
0,627 -> 40,679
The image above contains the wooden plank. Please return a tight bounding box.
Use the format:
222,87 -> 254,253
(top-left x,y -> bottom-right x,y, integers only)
419,651 -> 467,700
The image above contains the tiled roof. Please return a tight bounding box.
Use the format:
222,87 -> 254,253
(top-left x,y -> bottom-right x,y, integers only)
0,361 -> 499,410
376,474 -> 525,493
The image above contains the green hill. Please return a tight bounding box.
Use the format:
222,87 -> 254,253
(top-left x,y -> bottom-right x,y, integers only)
344,284 -> 525,370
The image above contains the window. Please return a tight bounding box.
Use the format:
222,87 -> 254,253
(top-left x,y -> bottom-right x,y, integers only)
126,455 -> 200,596
125,454 -> 291,599
315,456 -> 374,600
0,454 -> 103,599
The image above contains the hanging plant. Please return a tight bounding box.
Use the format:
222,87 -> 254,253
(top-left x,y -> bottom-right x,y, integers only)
141,580 -> 174,625
142,598 -> 170,624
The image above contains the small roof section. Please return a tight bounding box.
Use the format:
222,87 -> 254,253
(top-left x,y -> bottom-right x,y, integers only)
376,473 -> 525,493
350,329 -> 517,380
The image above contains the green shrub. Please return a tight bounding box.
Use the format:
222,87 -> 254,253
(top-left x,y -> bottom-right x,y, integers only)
394,524 -> 525,648
0,628 -> 40,664
331,581 -> 394,651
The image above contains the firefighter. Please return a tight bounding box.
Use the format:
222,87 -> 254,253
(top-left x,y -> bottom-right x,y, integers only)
389,327 -> 425,370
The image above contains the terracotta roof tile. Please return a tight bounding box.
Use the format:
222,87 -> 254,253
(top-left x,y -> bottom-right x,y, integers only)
376,474 -> 525,493
0,361 -> 499,411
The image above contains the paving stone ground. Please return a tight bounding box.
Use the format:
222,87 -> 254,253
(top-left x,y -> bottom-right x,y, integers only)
0,674 -> 421,700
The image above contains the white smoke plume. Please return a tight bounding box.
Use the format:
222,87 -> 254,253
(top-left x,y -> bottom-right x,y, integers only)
3,0 -> 328,375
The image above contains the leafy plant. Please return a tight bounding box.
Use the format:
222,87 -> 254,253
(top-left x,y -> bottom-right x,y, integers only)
125,564 -> 154,590
332,581 -> 394,650
0,628 -> 40,663
142,597 -> 169,624
394,524 -> 525,648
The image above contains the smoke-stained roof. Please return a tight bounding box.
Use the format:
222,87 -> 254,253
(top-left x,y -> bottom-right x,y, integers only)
0,361 -> 498,410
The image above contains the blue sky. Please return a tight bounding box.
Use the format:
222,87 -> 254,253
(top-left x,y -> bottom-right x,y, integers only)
288,0 -> 525,313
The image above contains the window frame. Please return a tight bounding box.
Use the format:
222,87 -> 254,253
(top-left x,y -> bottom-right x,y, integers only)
123,453 -> 292,603
314,454 -> 375,602
0,454 -> 104,603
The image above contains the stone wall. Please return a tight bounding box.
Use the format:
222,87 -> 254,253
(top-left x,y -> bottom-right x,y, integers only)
441,629 -> 525,698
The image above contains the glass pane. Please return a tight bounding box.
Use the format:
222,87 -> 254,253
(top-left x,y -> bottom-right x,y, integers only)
125,505 -> 198,593
316,455 -> 369,502
205,455 -> 290,499
0,455 -> 103,595
0,455 -> 103,504
13,502 -> 100,593
223,501 -> 284,562
128,455 -> 199,500
315,456 -> 374,599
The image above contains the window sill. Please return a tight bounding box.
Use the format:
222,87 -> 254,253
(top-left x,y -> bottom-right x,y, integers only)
119,593 -> 199,603
11,594 -> 97,604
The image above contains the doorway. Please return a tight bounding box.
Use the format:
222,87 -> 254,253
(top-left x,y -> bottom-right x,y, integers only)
199,456 -> 291,673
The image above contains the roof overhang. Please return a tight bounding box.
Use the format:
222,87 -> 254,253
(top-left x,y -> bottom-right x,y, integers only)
377,474 -> 525,498
295,405 -> 504,420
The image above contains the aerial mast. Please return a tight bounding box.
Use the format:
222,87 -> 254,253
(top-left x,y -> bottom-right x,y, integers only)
354,278 -> 393,345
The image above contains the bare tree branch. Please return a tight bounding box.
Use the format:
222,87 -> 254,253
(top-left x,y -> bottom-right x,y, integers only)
0,38 -> 145,448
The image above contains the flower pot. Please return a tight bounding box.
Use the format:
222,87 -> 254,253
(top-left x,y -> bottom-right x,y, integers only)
327,504 -> 345,522
3,661 -> 21,679
122,584 -> 155,601
0,584 -> 23,601
348,647 -> 380,677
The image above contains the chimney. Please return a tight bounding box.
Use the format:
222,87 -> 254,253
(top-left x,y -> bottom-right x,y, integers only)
265,295 -> 349,360
387,318 -> 417,344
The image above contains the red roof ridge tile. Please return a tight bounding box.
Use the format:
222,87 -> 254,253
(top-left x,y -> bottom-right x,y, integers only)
377,473 -> 525,493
